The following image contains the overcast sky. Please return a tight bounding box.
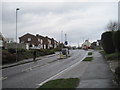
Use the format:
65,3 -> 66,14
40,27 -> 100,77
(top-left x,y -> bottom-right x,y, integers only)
2,0 -> 118,46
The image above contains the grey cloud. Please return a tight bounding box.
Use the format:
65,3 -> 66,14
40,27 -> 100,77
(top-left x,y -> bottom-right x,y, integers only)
2,2 -> 118,46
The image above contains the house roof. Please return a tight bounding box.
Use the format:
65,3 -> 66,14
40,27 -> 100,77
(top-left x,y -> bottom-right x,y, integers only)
0,32 -> 6,41
19,33 -> 58,43
36,34 -> 45,39
82,40 -> 91,46
19,33 -> 36,39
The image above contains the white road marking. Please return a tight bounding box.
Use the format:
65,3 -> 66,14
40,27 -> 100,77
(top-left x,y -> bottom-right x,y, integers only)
0,77 -> 7,80
36,52 -> 88,87
22,64 -> 46,72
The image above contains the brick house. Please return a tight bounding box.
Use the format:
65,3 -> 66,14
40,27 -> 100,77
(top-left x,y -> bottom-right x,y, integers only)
53,40 -> 59,48
19,33 -> 39,49
82,40 -> 91,49
42,36 -> 58,49
36,34 -> 44,49
19,33 -> 58,49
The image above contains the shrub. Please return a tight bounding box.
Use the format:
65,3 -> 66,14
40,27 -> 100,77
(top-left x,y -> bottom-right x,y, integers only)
100,50 -> 120,60
8,48 -> 16,54
106,52 -> 120,60
42,49 -> 55,55
17,48 -> 27,54
83,57 -> 93,61
2,49 -> 55,64
88,52 -> 92,55
2,50 -> 16,64
101,31 -> 115,54
54,48 -> 62,51
113,30 -> 120,52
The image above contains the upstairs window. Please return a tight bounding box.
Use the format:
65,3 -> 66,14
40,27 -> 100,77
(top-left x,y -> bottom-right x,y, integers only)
38,38 -> 40,42
28,38 -> 31,41
41,39 -> 43,44
21,41 -> 24,43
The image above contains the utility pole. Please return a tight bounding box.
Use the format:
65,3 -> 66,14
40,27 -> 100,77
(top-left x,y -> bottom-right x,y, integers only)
65,33 -> 67,42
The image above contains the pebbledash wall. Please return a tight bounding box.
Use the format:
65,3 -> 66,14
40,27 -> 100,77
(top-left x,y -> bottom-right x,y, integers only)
5,43 -> 29,50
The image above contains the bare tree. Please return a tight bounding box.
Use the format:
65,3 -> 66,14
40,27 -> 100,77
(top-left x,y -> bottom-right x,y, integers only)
107,21 -> 118,31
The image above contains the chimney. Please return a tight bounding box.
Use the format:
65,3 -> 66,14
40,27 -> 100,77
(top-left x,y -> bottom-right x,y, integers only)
36,34 -> 39,37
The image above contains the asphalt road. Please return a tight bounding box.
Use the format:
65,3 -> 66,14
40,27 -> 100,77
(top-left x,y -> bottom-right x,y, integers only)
2,49 -> 87,88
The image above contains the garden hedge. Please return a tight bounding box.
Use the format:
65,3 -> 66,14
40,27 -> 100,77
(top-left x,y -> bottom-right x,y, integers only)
113,30 -> 120,52
101,31 -> 115,54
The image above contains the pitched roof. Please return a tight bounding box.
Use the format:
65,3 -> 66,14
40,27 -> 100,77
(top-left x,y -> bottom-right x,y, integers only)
36,34 -> 44,39
0,32 -> 6,41
19,33 -> 36,39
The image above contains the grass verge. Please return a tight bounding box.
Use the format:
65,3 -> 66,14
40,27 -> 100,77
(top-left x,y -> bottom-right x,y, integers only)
100,50 -> 120,85
83,57 -> 93,61
100,50 -> 120,60
88,52 -> 92,55
36,78 -> 80,89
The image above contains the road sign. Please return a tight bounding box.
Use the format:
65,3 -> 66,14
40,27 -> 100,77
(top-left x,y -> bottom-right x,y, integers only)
64,41 -> 68,45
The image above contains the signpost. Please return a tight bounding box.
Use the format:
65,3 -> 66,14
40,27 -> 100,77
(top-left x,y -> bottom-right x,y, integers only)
64,41 -> 68,45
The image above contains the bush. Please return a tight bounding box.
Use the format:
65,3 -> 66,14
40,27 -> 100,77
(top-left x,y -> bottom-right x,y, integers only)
54,48 -> 62,51
2,50 -> 16,64
43,49 -> 55,55
2,49 -> 56,64
35,49 -> 55,57
88,52 -> 92,55
101,31 -> 115,54
113,30 -> 120,52
100,50 -> 120,60
106,52 -> 120,60
83,57 -> 93,61
8,48 -> 16,54
17,48 -> 27,54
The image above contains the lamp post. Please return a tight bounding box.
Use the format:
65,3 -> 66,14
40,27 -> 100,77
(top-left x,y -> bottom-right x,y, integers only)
16,8 -> 20,62
61,30 -> 63,43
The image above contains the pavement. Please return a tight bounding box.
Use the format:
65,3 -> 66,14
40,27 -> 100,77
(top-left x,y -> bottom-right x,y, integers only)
52,50 -> 118,88
2,52 -> 59,69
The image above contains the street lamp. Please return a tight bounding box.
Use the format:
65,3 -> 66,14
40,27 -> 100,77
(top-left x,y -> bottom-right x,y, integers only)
16,8 -> 20,62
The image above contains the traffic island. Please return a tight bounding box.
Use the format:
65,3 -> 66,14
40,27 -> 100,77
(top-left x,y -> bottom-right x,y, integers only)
83,57 -> 93,61
57,53 -> 71,60
36,78 -> 80,89
88,52 -> 93,55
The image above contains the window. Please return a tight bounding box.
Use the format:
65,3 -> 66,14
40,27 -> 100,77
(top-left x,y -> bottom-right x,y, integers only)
21,41 -> 24,43
38,38 -> 40,42
41,39 -> 43,44
28,38 -> 31,41
48,39 -> 51,43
